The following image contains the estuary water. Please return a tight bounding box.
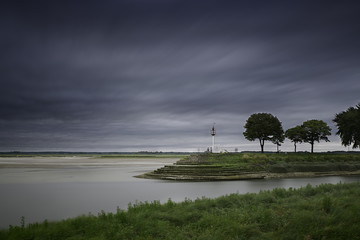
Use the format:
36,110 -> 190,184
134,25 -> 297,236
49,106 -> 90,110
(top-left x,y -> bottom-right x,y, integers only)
0,157 -> 359,229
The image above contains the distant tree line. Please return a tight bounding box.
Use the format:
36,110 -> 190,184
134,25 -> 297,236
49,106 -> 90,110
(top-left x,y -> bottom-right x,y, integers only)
243,103 -> 360,153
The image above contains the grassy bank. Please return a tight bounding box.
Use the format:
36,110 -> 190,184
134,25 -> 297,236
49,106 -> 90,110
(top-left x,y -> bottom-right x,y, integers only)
177,152 -> 360,165
1,182 -> 360,239
139,153 -> 360,180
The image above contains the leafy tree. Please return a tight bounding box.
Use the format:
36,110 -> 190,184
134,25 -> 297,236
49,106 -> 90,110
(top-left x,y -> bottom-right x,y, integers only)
285,125 -> 305,152
333,103 -> 360,149
243,113 -> 284,153
301,120 -> 331,153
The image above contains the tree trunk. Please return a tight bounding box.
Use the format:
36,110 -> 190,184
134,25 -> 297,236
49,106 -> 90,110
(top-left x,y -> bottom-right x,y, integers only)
259,139 -> 264,153
311,142 -> 314,153
294,143 -> 297,153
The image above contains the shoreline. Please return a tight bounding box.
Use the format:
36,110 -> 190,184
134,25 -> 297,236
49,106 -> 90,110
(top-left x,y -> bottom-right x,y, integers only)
135,153 -> 360,181
136,169 -> 360,181
0,157 -> 180,169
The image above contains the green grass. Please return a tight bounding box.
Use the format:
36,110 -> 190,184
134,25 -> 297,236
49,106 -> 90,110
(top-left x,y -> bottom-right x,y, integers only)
177,152 -> 360,165
2,182 -> 360,239
176,153 -> 360,172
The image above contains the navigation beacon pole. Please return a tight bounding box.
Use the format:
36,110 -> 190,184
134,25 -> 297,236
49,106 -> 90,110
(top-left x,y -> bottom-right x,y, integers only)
211,124 -> 216,153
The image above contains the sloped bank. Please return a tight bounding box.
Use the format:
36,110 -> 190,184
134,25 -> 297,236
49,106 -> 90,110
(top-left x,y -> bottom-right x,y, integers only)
135,153 -> 360,181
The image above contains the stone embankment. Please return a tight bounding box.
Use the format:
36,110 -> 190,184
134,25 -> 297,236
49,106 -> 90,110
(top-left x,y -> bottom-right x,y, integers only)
136,153 -> 360,181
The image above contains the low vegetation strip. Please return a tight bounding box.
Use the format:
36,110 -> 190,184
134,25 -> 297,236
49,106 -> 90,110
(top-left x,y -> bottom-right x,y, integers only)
1,182 -> 360,239
137,153 -> 360,181
177,152 -> 360,165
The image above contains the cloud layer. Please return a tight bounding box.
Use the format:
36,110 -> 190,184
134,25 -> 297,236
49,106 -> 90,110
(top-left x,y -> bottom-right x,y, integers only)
1,1 -> 360,152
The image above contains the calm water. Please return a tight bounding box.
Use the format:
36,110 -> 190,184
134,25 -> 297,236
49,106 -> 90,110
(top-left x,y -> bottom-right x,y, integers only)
0,157 -> 359,228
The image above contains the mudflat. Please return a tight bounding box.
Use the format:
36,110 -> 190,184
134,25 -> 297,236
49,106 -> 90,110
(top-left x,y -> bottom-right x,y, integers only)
0,157 -> 179,169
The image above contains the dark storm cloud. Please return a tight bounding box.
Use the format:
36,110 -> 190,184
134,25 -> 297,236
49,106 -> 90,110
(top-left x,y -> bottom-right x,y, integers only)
1,0 -> 360,151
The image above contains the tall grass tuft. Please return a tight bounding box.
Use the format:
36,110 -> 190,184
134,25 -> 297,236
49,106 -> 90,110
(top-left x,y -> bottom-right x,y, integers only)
1,182 -> 360,239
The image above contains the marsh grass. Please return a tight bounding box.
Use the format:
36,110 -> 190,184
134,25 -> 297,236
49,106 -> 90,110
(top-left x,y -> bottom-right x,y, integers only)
1,182 -> 360,240
173,153 -> 360,175
178,152 -> 360,165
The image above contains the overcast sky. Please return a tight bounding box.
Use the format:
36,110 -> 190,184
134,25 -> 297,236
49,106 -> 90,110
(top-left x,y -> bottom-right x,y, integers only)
1,0 -> 360,152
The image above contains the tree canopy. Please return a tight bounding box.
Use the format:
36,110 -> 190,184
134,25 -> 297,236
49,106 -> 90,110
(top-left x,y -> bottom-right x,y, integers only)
301,120 -> 331,153
285,125 -> 305,152
333,103 -> 360,149
243,113 -> 284,153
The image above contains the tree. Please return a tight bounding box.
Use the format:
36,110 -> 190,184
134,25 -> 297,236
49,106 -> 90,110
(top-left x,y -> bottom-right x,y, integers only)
301,120 -> 331,153
243,113 -> 284,153
285,125 -> 305,152
333,103 -> 360,149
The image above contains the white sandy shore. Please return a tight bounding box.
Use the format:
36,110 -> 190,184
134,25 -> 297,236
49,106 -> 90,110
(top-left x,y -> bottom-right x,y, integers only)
0,157 -> 179,168
0,157 -> 180,184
